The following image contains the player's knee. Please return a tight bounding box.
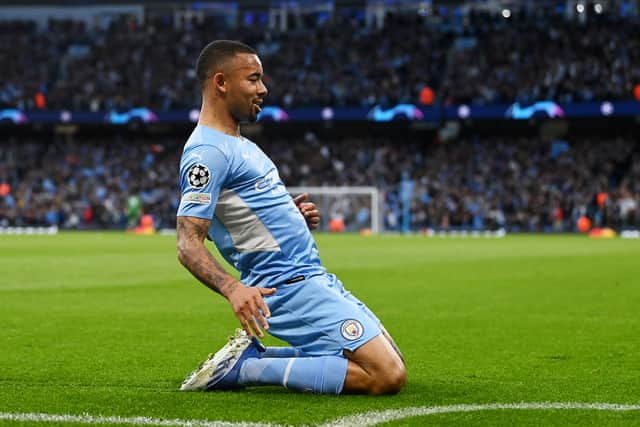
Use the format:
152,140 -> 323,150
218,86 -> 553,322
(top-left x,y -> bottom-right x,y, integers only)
384,363 -> 406,394
368,364 -> 406,395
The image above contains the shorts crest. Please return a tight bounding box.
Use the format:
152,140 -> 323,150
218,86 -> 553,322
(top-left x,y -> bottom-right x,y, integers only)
340,319 -> 364,340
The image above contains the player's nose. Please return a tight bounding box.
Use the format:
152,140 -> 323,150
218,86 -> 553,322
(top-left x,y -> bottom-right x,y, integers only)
258,80 -> 268,97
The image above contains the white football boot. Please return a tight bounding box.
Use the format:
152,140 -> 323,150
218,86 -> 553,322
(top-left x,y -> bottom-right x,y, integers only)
180,328 -> 264,391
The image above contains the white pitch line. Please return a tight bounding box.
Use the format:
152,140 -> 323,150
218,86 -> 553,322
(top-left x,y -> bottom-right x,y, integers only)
0,412 -> 283,427
1,402 -> 639,427
319,402 -> 640,427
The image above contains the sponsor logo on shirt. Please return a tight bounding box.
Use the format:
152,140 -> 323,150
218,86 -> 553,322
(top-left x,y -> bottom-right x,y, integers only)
182,192 -> 212,205
255,169 -> 285,195
254,170 -> 276,191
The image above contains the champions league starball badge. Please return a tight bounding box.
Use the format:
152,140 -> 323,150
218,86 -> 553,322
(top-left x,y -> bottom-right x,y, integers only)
187,163 -> 211,189
341,319 -> 364,340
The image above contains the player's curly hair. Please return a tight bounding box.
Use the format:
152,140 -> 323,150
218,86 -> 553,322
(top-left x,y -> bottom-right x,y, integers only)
196,40 -> 256,90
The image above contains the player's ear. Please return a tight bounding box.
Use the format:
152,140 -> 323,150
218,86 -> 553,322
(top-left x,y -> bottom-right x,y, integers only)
212,72 -> 227,94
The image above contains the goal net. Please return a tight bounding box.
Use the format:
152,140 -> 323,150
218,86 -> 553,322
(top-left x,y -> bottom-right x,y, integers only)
287,186 -> 381,234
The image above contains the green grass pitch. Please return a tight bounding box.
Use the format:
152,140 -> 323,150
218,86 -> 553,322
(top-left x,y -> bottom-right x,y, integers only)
1,232 -> 639,426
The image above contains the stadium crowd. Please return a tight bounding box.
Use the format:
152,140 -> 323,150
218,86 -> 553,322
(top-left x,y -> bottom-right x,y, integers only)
1,10 -> 640,111
0,136 -> 181,230
2,6 -> 639,233
1,134 -> 638,232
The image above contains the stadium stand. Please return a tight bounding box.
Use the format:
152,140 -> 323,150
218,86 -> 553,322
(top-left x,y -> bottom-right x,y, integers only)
1,134 -> 638,232
1,9 -> 639,111
1,3 -> 639,233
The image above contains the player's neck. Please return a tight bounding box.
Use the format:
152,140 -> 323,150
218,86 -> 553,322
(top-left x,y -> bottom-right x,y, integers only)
198,104 -> 241,137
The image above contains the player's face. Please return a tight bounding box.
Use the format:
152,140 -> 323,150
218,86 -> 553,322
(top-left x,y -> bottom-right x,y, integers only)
226,53 -> 268,123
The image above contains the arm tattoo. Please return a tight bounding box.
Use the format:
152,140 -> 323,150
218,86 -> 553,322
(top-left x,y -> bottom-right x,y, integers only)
176,216 -> 239,297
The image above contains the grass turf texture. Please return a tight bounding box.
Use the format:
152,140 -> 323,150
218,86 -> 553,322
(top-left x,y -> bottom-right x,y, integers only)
0,232 -> 639,426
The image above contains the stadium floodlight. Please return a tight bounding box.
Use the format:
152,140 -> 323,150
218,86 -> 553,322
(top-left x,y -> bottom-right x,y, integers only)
576,3 -> 585,13
287,186 -> 381,234
457,104 -> 471,119
501,9 -> 511,18
600,101 -> 614,116
594,3 -> 603,14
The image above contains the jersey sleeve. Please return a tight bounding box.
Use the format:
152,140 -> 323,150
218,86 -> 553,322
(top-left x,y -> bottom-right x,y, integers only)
177,146 -> 230,220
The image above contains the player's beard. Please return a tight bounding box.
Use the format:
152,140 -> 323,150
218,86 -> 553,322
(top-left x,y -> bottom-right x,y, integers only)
248,101 -> 262,122
247,106 -> 259,122
230,102 -> 258,123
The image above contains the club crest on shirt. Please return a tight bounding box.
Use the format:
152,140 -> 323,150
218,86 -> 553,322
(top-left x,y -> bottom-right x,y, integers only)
187,163 -> 210,189
341,319 -> 364,340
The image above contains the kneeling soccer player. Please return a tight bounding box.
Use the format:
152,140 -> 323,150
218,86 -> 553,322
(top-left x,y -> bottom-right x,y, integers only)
176,40 -> 405,395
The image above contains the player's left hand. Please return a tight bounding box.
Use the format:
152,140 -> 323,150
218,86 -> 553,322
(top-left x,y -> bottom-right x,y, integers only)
293,193 -> 320,230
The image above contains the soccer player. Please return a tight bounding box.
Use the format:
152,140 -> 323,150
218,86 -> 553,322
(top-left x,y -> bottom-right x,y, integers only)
176,40 -> 405,395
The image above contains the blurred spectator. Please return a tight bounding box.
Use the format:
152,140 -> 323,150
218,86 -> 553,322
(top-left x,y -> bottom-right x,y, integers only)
2,10 -> 637,111
1,133 -> 638,232
0,135 -> 181,229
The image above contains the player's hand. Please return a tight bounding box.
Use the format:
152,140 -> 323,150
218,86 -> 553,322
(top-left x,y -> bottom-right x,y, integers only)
226,284 -> 276,338
293,193 -> 320,230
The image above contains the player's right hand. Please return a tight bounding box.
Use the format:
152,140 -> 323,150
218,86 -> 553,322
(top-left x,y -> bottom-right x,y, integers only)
226,285 -> 276,338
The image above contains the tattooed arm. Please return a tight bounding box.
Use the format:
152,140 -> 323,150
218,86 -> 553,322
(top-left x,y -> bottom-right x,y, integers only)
176,216 -> 275,337
176,216 -> 238,296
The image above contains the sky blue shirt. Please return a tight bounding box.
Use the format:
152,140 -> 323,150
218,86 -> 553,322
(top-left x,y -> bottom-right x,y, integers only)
177,124 -> 325,287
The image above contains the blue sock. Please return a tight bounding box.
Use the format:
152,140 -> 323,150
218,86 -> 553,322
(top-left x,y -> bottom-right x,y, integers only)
262,346 -> 306,358
238,356 -> 348,394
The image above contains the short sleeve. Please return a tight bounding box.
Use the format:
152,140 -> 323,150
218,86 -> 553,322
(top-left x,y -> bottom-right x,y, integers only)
177,146 -> 230,220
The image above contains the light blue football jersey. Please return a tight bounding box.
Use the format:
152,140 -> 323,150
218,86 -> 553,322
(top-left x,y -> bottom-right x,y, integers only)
177,124 -> 326,287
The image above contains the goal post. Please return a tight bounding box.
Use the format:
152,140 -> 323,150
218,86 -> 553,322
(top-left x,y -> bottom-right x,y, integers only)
287,186 -> 382,234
